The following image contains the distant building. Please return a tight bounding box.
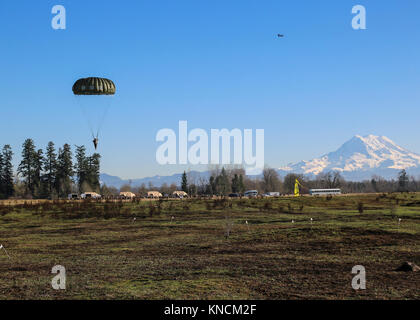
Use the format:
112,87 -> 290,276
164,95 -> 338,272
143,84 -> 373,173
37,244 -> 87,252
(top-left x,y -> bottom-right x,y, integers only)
262,192 -> 280,197
81,192 -> 102,199
68,193 -> 79,200
244,190 -> 258,198
119,192 -> 136,199
172,190 -> 188,198
309,189 -> 341,196
147,191 -> 162,198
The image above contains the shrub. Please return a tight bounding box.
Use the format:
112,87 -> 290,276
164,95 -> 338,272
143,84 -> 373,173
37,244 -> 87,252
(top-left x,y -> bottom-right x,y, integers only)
149,202 -> 156,216
182,203 -> 191,213
263,201 -> 272,211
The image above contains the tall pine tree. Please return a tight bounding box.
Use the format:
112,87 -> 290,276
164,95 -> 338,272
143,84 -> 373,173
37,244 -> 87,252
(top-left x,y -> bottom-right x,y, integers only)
75,145 -> 88,193
87,153 -> 101,192
181,171 -> 188,193
57,144 -> 73,197
216,168 -> 230,196
18,139 -> 37,197
231,174 -> 239,193
0,149 -> 4,198
1,145 -> 14,198
398,169 -> 409,192
238,174 -> 245,193
44,142 -> 58,198
34,149 -> 45,198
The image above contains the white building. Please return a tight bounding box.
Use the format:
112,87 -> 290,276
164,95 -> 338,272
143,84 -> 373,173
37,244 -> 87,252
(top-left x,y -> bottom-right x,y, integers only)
309,189 -> 341,196
173,190 -> 188,198
120,192 -> 136,199
81,192 -> 102,199
147,191 -> 162,198
244,190 -> 258,198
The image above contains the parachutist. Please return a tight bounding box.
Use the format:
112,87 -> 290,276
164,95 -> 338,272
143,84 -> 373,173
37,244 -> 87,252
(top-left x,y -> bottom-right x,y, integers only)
73,77 -> 116,151
93,138 -> 98,150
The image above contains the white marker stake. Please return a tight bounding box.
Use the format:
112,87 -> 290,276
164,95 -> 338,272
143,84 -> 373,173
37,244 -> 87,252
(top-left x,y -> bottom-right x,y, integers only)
0,244 -> 11,260
245,220 -> 250,231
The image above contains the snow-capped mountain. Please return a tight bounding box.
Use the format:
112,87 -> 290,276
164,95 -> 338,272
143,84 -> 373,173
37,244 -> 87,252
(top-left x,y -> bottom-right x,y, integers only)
101,135 -> 420,187
278,135 -> 420,180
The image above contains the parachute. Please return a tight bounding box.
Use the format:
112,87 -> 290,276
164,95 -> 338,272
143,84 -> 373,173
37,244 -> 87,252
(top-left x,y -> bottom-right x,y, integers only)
72,77 -> 116,149
72,77 -> 116,96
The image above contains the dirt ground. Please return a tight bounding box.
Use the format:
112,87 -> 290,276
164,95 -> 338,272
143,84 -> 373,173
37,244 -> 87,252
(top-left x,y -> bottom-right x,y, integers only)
0,193 -> 419,299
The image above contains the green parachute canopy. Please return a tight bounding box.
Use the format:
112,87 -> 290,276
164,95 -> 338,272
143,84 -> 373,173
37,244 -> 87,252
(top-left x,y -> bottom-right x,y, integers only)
72,77 -> 116,95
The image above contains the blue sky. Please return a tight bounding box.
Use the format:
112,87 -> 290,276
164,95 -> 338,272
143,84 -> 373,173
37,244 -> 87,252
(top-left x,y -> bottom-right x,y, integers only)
0,0 -> 419,179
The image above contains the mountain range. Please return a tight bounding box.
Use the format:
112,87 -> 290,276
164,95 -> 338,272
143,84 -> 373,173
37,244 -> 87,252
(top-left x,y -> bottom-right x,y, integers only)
100,135 -> 420,188
100,171 -> 210,189
278,135 -> 420,180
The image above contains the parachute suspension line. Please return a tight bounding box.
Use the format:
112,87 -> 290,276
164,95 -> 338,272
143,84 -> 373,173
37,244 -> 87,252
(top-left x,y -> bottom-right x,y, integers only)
95,98 -> 112,139
77,98 -> 96,140
72,77 -> 116,146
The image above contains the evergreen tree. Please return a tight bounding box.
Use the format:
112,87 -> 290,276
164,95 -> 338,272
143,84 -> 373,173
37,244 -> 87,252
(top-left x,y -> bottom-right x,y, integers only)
181,171 -> 188,193
0,150 -> 4,198
44,142 -> 58,198
206,176 -> 214,196
238,174 -> 245,193
87,153 -> 101,192
217,168 -> 230,196
231,174 -> 239,193
371,178 -> 378,193
398,169 -> 409,192
18,139 -> 37,197
1,145 -> 14,198
57,144 -> 74,197
34,149 -> 45,197
75,145 -> 88,193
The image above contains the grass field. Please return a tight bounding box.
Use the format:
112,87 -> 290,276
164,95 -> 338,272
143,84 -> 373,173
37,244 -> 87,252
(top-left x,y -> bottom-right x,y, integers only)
0,193 -> 419,300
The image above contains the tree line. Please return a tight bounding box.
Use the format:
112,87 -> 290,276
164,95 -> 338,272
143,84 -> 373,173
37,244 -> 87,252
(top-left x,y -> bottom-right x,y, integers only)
109,167 -> 277,197
281,169 -> 417,194
0,139 -> 100,199
111,167 -> 420,197
2,140 -> 419,199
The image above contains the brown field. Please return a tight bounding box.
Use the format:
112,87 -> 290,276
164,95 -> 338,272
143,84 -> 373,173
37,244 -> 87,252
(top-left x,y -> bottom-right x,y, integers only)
0,193 -> 419,299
